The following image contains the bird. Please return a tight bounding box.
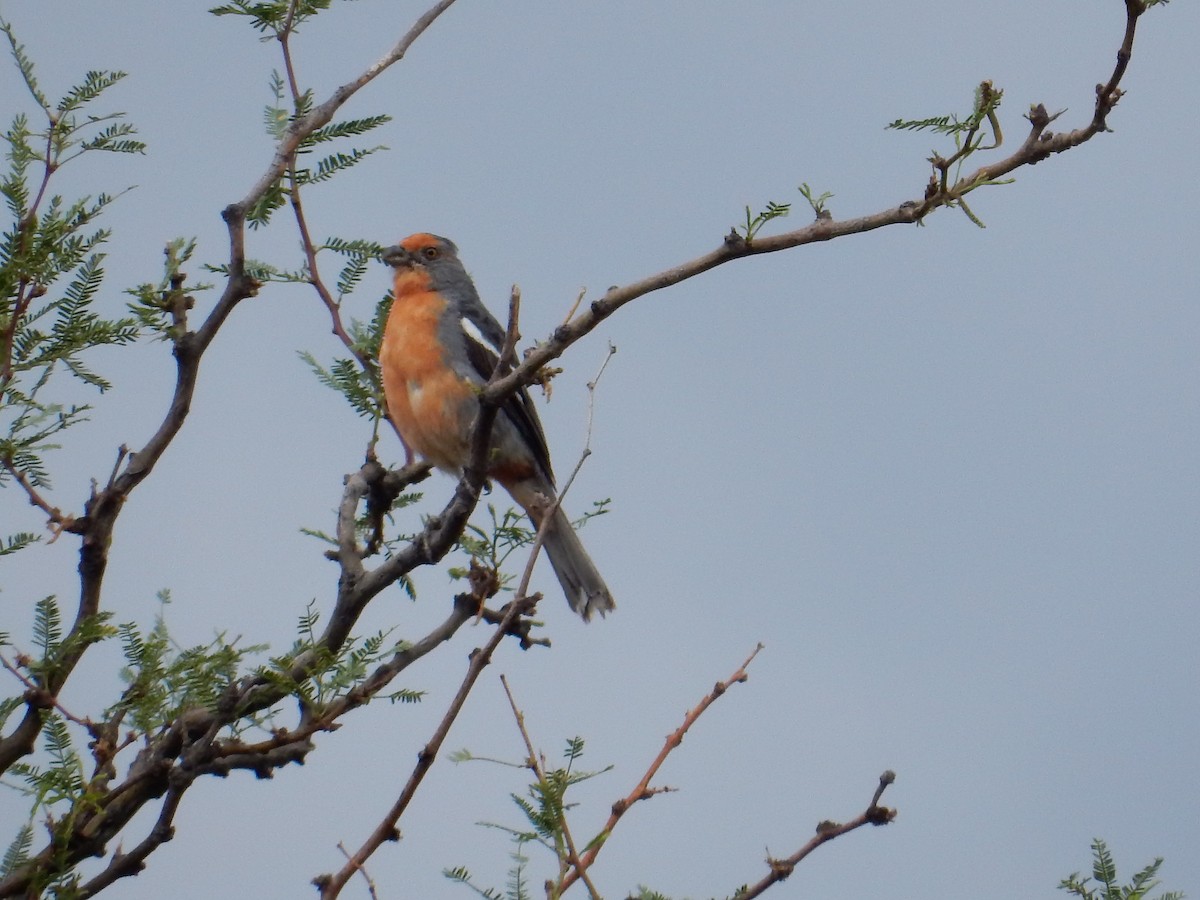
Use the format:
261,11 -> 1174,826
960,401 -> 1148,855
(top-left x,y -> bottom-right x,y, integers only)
378,233 -> 615,621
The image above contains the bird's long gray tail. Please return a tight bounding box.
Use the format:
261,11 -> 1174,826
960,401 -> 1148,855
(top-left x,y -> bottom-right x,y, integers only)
540,505 -> 615,621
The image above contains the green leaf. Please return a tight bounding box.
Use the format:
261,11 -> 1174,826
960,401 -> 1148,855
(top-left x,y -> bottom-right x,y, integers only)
739,199 -> 790,241
32,595 -> 62,666
0,19 -> 50,112
246,177 -> 287,228
80,122 -> 146,155
0,822 -> 33,878
56,70 -> 128,115
302,114 -> 392,146
0,532 -> 40,555
1092,838 -> 1117,893
297,145 -> 386,185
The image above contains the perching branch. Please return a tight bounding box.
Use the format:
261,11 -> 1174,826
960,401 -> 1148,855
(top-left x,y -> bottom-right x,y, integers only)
0,455 -> 67,529
0,1 -> 468,893
0,1 -> 1165,895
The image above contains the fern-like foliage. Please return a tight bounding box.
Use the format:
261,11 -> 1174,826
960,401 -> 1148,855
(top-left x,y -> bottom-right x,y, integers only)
737,199 -> 791,241
243,63 -> 391,229
24,597 -> 116,685
448,737 -> 614,898
255,600 -> 424,712
108,592 -> 267,737
0,823 -> 33,879
125,238 -> 211,341
451,505 -> 537,589
885,79 -> 1015,227
1059,838 -> 1183,900
886,80 -> 1004,139
798,182 -> 833,218
298,270 -> 389,427
210,0 -> 336,34
1,18 -> 146,547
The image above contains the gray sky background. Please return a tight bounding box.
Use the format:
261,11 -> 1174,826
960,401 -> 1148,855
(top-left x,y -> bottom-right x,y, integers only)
2,2 -> 1198,898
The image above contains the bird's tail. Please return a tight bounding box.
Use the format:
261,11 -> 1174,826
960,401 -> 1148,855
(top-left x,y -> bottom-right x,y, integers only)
540,505 -> 615,622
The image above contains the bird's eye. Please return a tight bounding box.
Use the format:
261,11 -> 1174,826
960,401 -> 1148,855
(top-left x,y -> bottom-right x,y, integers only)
422,247 -> 440,260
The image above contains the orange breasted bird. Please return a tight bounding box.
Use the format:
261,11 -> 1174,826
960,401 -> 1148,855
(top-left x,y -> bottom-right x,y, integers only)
379,233 -> 615,621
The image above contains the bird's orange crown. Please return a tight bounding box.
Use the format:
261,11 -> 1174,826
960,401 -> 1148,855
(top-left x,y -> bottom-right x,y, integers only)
399,232 -> 443,254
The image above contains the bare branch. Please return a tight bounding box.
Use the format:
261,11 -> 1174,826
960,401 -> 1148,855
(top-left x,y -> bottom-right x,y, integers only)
481,1 -> 1152,417
76,785 -> 185,900
734,771 -> 898,899
336,841 -> 380,900
0,455 -> 68,531
559,644 -> 764,894
315,593 -> 540,899
0,652 -> 92,728
500,675 -> 602,900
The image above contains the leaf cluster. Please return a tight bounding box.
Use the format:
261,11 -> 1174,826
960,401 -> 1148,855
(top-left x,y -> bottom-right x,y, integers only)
257,601 -> 425,711
738,200 -> 791,242
124,238 -> 210,341
299,258 -> 389,420
248,70 -> 390,229
109,592 -> 266,736
210,0 -> 342,36
446,737 -> 612,900
887,80 -> 1013,227
2,714 -> 94,897
22,596 -> 116,686
451,505 -> 537,588
736,182 -> 836,240
1059,839 -> 1183,900
886,79 -> 1004,139
1,19 -> 146,547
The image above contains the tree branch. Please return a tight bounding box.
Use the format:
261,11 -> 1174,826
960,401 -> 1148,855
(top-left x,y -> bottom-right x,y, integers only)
559,644 -> 764,894
314,593 -> 540,899
0,455 -> 67,529
227,0 -> 460,221
0,2 -> 1160,894
500,674 -> 602,900
480,0 -> 1151,415
733,771 -> 898,899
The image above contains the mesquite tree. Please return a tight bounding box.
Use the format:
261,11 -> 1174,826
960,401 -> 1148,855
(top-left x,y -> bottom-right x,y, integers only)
0,2 -> 1185,898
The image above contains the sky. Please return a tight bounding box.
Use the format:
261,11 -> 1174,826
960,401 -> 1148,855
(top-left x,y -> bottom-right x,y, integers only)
2,2 -> 1198,899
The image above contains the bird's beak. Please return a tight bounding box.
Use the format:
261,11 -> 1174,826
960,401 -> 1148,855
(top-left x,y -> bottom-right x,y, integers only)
381,245 -> 411,268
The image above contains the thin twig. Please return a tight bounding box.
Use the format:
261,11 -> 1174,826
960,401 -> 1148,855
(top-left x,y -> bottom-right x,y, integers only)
316,594 -> 538,899
499,675 -> 602,900
559,644 -> 764,894
561,287 -> 587,327
733,771 -> 897,899
0,652 -> 92,728
1,456 -> 66,528
498,285 -> 522,371
336,841 -> 380,900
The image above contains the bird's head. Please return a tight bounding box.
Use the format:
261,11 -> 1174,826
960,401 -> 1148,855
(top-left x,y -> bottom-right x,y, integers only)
381,232 -> 477,302
382,232 -> 460,273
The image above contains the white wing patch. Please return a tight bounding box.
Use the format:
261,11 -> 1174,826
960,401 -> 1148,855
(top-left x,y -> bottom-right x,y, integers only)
459,315 -> 497,352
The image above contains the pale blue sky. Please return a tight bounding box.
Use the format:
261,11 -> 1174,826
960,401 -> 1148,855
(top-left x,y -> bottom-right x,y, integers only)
2,2 -> 1198,898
